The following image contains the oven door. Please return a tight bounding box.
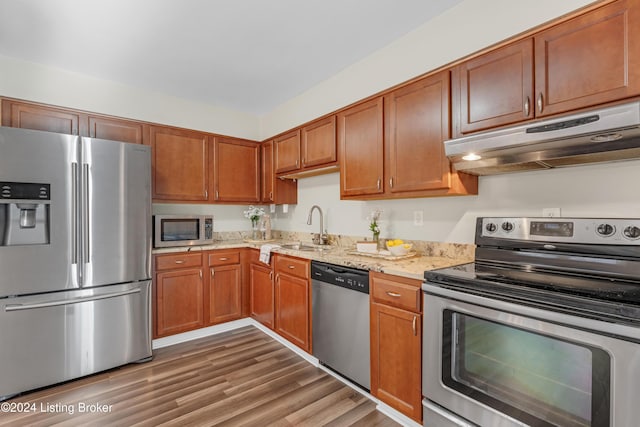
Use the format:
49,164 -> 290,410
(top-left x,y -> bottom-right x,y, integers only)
422,284 -> 640,427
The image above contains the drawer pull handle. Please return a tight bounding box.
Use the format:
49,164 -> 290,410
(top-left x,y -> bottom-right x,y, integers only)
412,316 -> 417,336
219,257 -> 229,261
288,265 -> 296,269
386,291 -> 401,297
211,268 -> 215,277
524,96 -> 530,117
174,260 -> 185,264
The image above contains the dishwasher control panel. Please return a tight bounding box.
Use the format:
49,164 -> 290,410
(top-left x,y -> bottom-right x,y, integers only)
311,261 -> 369,294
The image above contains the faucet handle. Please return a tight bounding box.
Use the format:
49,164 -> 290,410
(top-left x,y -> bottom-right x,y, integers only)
311,233 -> 321,245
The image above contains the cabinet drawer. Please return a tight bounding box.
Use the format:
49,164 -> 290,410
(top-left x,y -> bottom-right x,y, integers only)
275,255 -> 309,279
371,273 -> 421,313
208,250 -> 240,266
155,252 -> 202,271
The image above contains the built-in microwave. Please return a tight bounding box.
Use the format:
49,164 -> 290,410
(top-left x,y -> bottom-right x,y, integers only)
153,215 -> 213,248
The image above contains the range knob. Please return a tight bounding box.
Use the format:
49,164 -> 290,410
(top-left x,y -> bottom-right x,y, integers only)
623,226 -> 640,240
501,222 -> 514,232
596,223 -> 615,237
485,222 -> 497,233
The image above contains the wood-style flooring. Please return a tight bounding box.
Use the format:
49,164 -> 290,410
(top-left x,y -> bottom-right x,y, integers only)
0,326 -> 400,426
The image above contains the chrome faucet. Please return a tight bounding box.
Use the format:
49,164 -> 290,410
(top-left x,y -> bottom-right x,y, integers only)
307,205 -> 328,245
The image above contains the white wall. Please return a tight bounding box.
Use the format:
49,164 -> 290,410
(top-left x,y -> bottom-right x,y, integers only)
0,55 -> 261,140
259,0 -> 596,138
275,160 -> 640,244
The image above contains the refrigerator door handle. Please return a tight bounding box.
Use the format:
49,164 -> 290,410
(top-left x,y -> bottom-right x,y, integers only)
4,288 -> 141,312
71,162 -> 78,265
82,163 -> 90,264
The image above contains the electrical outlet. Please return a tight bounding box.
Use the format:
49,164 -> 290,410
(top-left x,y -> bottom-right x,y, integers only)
413,210 -> 424,226
542,208 -> 561,217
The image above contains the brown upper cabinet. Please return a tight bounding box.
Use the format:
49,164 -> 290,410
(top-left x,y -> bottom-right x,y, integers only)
534,0 -> 640,117
454,0 -> 640,136
211,136 -> 260,203
88,115 -> 146,144
338,97 -> 385,198
385,71 -> 452,193
300,115 -> 337,169
1,99 -> 146,144
261,141 -> 297,204
274,130 -> 301,173
272,116 -> 338,177
339,73 -> 477,200
150,126 -> 209,202
2,99 -> 83,136
453,39 -> 534,135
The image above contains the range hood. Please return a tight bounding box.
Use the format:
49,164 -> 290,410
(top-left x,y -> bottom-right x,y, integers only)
445,101 -> 640,175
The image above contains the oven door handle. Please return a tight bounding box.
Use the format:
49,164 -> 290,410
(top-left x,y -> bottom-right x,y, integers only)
421,282 -> 640,341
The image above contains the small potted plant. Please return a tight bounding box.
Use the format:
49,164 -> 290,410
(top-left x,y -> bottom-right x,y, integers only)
243,205 -> 265,240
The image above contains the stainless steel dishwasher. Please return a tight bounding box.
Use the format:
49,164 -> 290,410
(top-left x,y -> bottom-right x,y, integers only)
311,261 -> 370,391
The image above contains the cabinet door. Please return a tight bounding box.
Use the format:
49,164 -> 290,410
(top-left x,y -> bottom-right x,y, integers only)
262,141 -> 298,204
88,115 -> 145,145
250,263 -> 274,329
370,302 -> 422,421
338,97 -> 384,197
274,130 -> 301,173
455,38 -> 534,135
212,137 -> 260,202
301,116 -> 337,169
261,141 -> 275,202
386,71 -> 451,193
275,272 -> 310,352
2,99 -> 83,135
150,126 -> 208,201
535,0 -> 640,117
155,268 -> 204,337
208,264 -> 242,324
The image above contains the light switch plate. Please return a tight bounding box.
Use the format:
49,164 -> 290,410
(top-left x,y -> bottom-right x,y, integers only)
413,211 -> 424,226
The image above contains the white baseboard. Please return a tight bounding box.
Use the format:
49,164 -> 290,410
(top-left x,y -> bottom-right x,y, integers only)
152,318 -> 253,349
151,318 -> 420,427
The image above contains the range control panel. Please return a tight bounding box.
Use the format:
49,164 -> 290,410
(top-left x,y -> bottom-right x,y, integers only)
480,217 -> 640,245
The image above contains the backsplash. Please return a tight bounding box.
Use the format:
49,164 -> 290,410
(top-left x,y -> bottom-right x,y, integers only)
214,230 -> 475,261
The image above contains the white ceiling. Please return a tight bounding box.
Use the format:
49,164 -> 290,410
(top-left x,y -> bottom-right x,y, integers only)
0,0 -> 463,114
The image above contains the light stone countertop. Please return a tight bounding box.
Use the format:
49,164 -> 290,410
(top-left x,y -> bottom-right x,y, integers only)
153,238 -> 474,281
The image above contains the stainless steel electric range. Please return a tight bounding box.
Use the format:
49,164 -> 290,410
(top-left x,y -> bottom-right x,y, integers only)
421,217 -> 640,427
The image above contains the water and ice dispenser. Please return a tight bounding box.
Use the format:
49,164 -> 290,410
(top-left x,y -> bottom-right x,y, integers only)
0,182 -> 50,246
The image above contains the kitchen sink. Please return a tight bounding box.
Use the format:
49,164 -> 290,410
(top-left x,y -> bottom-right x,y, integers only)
280,243 -> 332,252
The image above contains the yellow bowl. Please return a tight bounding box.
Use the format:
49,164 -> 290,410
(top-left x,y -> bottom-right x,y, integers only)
387,243 -> 412,256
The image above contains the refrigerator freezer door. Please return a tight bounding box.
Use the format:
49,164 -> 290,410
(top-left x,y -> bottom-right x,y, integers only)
0,281 -> 152,398
81,138 -> 151,286
0,127 -> 80,297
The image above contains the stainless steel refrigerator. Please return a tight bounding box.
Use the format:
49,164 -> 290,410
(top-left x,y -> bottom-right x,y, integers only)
0,126 -> 152,400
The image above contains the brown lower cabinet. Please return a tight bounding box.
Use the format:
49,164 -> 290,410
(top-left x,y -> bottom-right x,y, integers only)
249,259 -> 275,329
153,249 -> 244,338
154,252 -> 205,338
370,271 -> 422,422
274,254 -> 311,353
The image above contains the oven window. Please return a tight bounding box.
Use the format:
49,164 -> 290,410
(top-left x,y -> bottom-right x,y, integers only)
442,311 -> 610,427
161,219 -> 200,241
